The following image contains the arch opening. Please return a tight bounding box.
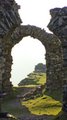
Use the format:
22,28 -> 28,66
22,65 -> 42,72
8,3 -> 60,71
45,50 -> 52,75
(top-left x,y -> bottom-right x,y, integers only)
10,36 -> 46,86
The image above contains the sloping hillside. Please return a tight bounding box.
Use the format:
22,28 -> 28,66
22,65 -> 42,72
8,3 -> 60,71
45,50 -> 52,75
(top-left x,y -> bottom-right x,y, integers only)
18,72 -> 46,86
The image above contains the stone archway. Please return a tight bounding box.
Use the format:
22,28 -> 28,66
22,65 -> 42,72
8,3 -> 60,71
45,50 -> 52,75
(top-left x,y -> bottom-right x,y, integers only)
0,0 -> 63,93
2,25 -> 63,93
10,25 -> 63,91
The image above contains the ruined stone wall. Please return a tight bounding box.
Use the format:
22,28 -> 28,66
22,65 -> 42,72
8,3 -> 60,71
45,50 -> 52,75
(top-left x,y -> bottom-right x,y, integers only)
45,36 -> 63,90
0,0 -> 63,94
48,7 -> 67,86
0,0 -> 22,93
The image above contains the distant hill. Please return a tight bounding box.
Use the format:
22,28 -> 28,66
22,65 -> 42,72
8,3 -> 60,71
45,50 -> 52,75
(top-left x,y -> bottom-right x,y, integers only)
35,63 -> 46,73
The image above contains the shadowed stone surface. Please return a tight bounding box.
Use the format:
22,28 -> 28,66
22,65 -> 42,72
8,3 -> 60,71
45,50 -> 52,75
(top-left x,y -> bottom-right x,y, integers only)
0,0 -> 22,93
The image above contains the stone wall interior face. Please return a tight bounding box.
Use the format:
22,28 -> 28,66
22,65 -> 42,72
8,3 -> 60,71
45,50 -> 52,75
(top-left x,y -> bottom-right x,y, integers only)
48,7 -> 67,85
0,0 -> 63,94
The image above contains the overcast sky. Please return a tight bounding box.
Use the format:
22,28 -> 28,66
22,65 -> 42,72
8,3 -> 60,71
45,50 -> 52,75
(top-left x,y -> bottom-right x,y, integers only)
10,0 -> 67,86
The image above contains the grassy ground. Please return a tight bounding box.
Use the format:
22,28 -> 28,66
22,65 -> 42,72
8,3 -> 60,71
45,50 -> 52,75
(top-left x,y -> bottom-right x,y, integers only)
2,90 -> 62,120
2,72 -> 63,120
22,94 -> 62,116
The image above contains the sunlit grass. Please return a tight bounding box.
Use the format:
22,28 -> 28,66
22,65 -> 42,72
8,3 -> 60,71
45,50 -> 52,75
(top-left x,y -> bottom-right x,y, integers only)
22,95 -> 62,116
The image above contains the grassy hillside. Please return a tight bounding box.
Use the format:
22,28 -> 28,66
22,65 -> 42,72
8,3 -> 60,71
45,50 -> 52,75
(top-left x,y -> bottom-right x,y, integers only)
18,72 -> 46,86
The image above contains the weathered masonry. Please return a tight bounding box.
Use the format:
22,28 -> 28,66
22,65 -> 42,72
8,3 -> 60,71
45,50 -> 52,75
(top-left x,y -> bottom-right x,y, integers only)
48,7 -> 67,86
0,0 -> 63,93
48,6 -> 67,112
